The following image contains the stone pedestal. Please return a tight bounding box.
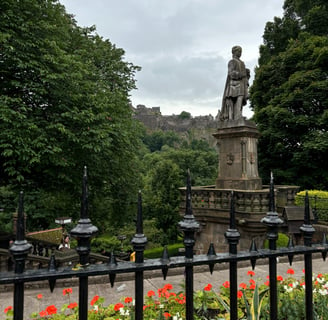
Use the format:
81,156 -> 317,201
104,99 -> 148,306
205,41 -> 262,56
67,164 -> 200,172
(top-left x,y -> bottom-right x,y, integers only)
213,118 -> 262,190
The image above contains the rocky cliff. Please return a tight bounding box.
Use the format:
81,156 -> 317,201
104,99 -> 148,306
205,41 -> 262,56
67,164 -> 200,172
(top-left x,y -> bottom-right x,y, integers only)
133,104 -> 218,146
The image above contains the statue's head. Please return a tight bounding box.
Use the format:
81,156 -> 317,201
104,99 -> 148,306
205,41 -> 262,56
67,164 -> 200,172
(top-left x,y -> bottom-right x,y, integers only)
232,46 -> 242,57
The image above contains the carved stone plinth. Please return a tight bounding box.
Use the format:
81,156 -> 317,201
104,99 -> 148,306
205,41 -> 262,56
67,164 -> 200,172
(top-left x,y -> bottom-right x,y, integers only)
213,118 -> 262,190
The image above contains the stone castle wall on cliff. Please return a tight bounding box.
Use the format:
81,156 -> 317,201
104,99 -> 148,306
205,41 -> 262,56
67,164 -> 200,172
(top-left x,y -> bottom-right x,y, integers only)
132,104 -> 218,145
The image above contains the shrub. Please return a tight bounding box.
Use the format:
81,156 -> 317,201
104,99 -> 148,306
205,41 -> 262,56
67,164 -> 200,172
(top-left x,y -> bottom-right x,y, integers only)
295,190 -> 328,221
144,243 -> 184,259
263,233 -> 289,249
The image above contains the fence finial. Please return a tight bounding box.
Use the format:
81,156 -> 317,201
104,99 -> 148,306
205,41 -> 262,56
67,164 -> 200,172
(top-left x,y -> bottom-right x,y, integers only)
81,166 -> 88,219
131,191 -> 147,263
178,170 -> 200,259
261,172 -> 283,246
10,191 -> 32,274
225,191 -> 240,254
229,190 -> 236,229
136,190 -> 143,234
70,166 -> 98,266
269,171 -> 275,212
300,191 -> 315,247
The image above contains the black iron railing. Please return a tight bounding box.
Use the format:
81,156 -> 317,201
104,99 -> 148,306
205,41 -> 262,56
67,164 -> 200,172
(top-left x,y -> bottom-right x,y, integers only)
1,168 -> 327,320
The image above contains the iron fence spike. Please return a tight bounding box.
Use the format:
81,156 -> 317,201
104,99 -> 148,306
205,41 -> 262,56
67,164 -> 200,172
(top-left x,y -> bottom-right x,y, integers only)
109,273 -> 116,288
287,236 -> 294,248
207,243 -> 216,256
48,279 -> 56,293
48,252 -> 57,272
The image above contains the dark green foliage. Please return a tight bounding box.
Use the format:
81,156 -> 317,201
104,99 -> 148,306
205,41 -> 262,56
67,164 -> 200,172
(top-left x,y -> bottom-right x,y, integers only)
91,219 -> 162,253
141,135 -> 217,244
142,130 -> 181,152
0,0 -> 142,231
178,111 -> 192,120
251,0 -> 328,189
295,190 -> 328,221
263,233 -> 289,249
144,243 -> 184,259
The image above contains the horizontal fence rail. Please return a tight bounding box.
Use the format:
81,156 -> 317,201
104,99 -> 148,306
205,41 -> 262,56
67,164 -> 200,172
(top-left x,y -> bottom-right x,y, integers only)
1,168 -> 326,320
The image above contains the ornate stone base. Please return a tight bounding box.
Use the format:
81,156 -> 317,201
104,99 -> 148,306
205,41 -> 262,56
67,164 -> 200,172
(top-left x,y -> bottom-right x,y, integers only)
179,185 -> 300,252
213,118 -> 262,190
215,178 -> 262,190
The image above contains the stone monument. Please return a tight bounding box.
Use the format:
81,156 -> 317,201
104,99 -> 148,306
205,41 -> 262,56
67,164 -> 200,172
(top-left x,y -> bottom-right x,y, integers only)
179,46 -> 299,252
215,45 -> 262,190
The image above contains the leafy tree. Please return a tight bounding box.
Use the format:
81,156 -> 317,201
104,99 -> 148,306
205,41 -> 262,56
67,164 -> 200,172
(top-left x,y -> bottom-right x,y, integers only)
0,0 -> 142,230
250,0 -> 328,189
142,159 -> 182,245
178,111 -> 192,120
142,130 -> 181,152
141,139 -> 217,243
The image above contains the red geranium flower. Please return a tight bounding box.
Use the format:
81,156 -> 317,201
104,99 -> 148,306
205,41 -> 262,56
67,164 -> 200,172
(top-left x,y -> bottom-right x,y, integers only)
204,283 -> 212,291
249,278 -> 256,285
164,283 -> 173,290
247,270 -> 255,277
222,281 -> 230,288
250,284 -> 256,290
147,290 -> 155,297
239,282 -> 247,289
39,310 -> 47,317
37,294 -> 43,299
63,288 -> 73,296
90,295 -> 99,306
46,305 -> 57,315
125,297 -> 133,303
114,303 -> 124,311
287,268 -> 295,275
4,306 -> 12,313
164,312 -> 171,318
264,280 -> 270,286
237,290 -> 243,299
277,275 -> 283,281
67,302 -> 78,309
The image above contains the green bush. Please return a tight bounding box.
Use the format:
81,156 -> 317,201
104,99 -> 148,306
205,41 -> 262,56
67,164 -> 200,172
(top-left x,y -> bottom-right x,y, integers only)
144,243 -> 184,259
263,233 -> 289,249
91,236 -> 123,254
295,190 -> 328,221
90,219 -> 166,255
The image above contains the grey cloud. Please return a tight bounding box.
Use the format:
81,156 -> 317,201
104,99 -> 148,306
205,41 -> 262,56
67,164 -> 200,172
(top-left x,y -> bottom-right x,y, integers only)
60,0 -> 284,115
135,53 -> 226,101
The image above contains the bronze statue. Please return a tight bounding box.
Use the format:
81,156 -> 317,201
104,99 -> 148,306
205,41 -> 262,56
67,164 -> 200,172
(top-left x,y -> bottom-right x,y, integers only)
220,46 -> 249,121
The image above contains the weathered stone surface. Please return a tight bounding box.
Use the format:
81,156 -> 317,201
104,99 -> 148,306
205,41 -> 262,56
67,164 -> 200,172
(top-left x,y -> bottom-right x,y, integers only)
213,118 -> 262,190
133,104 -> 218,145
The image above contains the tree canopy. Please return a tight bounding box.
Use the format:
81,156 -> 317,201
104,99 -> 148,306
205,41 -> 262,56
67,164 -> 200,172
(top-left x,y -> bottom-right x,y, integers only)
0,0 -> 142,230
250,0 -> 328,189
141,133 -> 217,244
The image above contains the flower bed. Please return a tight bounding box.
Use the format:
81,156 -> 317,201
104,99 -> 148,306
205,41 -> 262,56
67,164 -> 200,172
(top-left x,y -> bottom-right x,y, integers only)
4,269 -> 328,319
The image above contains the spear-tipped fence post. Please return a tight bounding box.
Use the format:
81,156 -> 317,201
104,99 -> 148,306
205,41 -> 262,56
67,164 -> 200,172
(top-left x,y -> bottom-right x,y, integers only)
10,192 -> 32,320
300,191 -> 315,320
131,191 -> 147,320
70,167 -> 98,320
178,170 -> 199,320
224,191 -> 240,320
261,173 -> 283,320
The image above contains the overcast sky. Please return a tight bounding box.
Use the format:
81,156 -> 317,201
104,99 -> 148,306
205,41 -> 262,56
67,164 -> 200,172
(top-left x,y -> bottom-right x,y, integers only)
59,0 -> 284,118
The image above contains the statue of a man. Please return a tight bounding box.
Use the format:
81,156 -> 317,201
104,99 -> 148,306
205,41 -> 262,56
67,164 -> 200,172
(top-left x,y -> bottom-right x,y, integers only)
220,46 -> 249,121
